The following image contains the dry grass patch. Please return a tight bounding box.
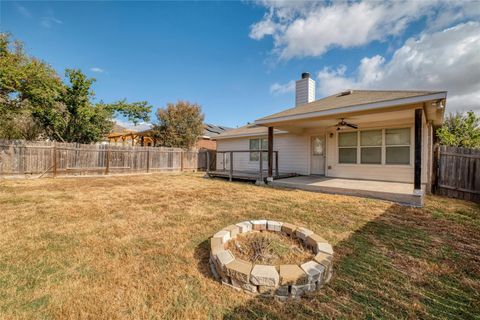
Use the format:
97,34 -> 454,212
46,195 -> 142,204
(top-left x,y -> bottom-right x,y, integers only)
0,173 -> 479,319
228,231 -> 313,265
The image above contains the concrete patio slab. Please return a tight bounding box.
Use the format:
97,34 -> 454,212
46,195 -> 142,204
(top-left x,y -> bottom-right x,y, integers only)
270,176 -> 423,206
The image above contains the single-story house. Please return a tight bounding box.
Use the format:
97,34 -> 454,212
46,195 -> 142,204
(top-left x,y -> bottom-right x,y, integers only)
213,73 -> 447,206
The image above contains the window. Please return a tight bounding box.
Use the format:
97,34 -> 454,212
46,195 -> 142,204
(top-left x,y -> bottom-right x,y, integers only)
249,138 -> 267,161
338,132 -> 357,164
312,137 -> 324,155
360,130 -> 382,164
386,128 -> 410,164
338,127 -> 412,165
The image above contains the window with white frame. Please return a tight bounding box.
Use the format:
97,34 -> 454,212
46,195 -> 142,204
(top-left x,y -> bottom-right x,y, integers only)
338,128 -> 411,165
249,138 -> 268,161
360,130 -> 382,164
338,132 -> 357,164
385,128 -> 411,164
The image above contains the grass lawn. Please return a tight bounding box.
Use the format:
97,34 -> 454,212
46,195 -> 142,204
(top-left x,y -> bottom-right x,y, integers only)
0,173 -> 479,319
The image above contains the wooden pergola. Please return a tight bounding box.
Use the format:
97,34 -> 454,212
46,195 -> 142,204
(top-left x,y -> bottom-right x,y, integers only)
107,131 -> 156,146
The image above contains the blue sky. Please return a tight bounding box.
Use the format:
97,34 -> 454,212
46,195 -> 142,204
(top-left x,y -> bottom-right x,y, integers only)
2,1 -> 479,128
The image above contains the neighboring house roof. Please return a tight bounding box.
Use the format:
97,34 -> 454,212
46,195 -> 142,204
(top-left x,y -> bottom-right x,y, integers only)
203,123 -> 232,138
109,122 -> 232,139
215,124 -> 286,139
256,89 -> 446,124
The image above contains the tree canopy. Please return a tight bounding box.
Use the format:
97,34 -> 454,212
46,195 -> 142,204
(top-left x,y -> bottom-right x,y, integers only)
436,111 -> 480,149
152,101 -> 204,148
0,33 -> 151,143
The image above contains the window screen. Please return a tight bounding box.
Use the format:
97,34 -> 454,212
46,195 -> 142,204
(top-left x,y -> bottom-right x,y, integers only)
339,132 -> 358,164
360,130 -> 381,164
385,128 -> 410,165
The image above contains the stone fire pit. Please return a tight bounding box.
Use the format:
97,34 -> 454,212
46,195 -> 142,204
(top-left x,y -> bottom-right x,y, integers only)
209,220 -> 333,301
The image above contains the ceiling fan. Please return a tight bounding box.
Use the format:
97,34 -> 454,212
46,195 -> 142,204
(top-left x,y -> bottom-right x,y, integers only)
335,118 -> 358,130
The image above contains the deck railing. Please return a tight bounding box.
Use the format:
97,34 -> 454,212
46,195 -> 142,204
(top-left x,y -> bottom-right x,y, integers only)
207,150 -> 279,181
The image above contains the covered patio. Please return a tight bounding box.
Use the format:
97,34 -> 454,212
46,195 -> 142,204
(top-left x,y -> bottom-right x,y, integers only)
270,175 -> 422,206
214,89 -> 447,207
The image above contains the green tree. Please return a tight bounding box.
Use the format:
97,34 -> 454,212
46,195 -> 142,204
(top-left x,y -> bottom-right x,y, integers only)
49,69 -> 151,143
152,101 -> 204,148
436,111 -> 480,148
0,33 -> 152,143
0,33 -> 64,139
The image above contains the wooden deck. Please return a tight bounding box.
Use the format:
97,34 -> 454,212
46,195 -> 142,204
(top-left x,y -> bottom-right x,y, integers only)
207,170 -> 296,182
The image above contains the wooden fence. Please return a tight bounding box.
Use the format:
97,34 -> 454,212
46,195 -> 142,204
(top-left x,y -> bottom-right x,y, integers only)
433,145 -> 480,202
0,140 -> 201,178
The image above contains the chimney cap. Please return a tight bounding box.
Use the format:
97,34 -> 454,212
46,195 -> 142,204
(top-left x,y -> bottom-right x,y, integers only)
301,72 -> 310,79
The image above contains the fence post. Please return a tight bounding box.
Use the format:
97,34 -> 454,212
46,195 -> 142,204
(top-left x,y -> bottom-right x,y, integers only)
53,142 -> 57,178
181,150 -> 184,171
259,150 -> 263,180
206,150 -> 210,173
432,144 -> 439,193
229,151 -> 233,182
105,146 -> 110,175
146,149 -> 150,173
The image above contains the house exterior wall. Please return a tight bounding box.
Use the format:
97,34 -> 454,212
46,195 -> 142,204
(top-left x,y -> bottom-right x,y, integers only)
216,134 -> 310,175
217,108 -> 432,185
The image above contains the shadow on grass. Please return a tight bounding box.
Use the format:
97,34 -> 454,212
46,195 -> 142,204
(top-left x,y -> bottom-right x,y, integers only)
193,239 -> 218,282
198,203 -> 480,319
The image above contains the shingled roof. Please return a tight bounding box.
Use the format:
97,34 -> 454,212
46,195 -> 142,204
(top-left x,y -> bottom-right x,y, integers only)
203,123 -> 232,138
215,124 -> 286,139
257,90 -> 446,123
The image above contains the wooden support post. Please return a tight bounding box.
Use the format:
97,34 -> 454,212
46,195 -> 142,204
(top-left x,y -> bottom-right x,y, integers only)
223,153 -> 226,171
414,108 -> 422,191
275,151 -> 279,178
53,142 -> 57,178
146,149 -> 150,173
268,126 -> 273,179
229,152 -> 233,181
181,150 -> 184,171
105,146 -> 110,175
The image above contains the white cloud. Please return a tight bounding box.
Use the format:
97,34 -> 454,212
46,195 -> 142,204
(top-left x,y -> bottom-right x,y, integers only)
40,13 -> 62,28
250,0 -> 479,60
270,80 -> 295,95
90,67 -> 105,73
16,5 -> 32,18
315,22 -> 480,113
115,119 -> 152,132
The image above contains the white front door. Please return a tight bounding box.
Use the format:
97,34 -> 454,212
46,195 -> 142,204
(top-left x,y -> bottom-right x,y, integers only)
311,135 -> 325,175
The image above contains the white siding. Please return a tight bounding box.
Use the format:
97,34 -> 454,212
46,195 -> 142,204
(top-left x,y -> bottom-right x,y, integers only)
324,116 -> 430,183
216,109 -> 431,184
216,134 -> 310,175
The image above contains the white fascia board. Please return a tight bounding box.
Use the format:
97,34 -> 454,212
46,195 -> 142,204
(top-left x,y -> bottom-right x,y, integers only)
215,131 -> 288,140
255,92 -> 447,125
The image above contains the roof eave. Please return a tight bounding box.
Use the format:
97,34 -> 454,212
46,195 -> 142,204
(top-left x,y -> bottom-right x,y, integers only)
215,130 -> 288,140
255,92 -> 447,126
